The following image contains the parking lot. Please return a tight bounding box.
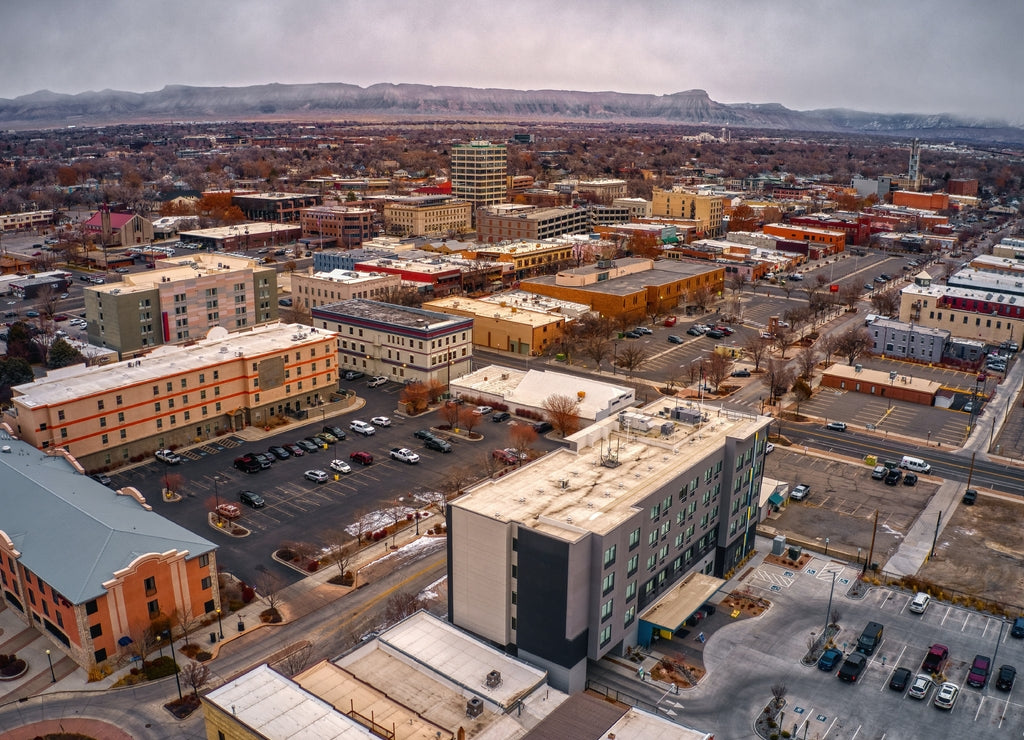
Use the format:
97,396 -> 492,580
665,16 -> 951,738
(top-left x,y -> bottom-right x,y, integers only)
105,385 -> 562,585
736,557 -> 1024,739
764,447 -> 940,563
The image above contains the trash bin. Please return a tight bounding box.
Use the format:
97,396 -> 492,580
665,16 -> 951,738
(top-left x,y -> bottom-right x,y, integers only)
209,632 -> 217,644
237,619 -> 245,632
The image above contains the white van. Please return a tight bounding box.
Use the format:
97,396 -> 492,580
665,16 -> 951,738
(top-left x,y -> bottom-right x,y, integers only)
899,456 -> 931,473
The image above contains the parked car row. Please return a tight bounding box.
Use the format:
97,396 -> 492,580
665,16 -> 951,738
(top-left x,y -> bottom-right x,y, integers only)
232,426 -> 348,473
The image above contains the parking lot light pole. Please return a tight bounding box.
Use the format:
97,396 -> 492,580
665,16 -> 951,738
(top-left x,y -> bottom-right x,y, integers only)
164,630 -> 182,701
46,649 -> 55,682
216,608 -> 224,639
825,570 -> 836,639
213,474 -> 222,512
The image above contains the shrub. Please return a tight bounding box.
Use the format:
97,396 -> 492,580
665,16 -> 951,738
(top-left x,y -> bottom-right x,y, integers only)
306,560 -> 319,572
196,651 -> 212,662
277,548 -> 294,561
143,655 -> 179,680
241,586 -> 256,603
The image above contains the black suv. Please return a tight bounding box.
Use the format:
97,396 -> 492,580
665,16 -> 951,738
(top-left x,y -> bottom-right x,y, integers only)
424,436 -> 453,453
239,490 -> 265,508
233,455 -> 262,473
884,469 -> 903,486
324,425 -> 347,441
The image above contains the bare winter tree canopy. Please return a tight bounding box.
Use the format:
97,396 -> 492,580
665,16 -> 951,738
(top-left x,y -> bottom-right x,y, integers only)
543,393 -> 582,437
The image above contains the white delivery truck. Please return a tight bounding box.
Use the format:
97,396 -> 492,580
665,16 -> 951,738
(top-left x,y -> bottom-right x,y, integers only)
899,455 -> 931,473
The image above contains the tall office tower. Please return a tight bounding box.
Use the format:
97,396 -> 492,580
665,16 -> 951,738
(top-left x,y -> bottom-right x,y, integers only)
451,140 -> 508,222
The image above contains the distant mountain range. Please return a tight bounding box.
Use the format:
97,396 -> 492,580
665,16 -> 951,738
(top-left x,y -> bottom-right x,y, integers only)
1,83 -> 1021,142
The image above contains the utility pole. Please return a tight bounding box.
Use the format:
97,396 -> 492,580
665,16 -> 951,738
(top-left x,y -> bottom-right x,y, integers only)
930,510 -> 943,560
863,509 -> 879,575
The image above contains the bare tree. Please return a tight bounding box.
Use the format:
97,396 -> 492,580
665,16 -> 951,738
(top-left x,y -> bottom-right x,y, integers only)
835,327 -> 873,366
744,335 -> 771,372
762,357 -> 794,406
729,272 -> 748,295
439,400 -> 461,428
818,333 -> 840,366
839,282 -> 863,310
542,393 -> 582,437
686,359 -> 704,385
175,608 -> 203,649
869,290 -> 900,316
322,527 -> 354,584
795,347 -> 819,380
582,336 -> 611,368
255,571 -> 285,622
457,406 -> 480,434
771,683 -> 788,708
509,423 -> 538,453
829,607 -> 842,628
705,352 -> 732,392
399,382 -> 430,415
773,325 -> 797,359
615,344 -> 649,377
383,590 -> 424,625
692,285 -> 715,313
180,660 -> 211,700
277,642 -> 315,677
791,377 -> 812,416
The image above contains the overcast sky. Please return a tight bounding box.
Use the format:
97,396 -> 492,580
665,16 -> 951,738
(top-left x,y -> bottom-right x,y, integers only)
2,0 -> 1020,122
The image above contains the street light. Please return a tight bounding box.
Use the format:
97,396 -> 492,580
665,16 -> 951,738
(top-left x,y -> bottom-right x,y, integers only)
155,634 -> 164,658
164,630 -> 182,701
45,649 -> 55,683
612,341 -> 619,374
400,496 -> 420,536
216,607 -> 224,639
213,474 -> 222,511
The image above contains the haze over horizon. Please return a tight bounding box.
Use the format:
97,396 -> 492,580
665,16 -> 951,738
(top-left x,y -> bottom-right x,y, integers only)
3,0 -> 1021,123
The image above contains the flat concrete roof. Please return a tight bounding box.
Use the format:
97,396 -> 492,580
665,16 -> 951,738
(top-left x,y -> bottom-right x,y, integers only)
180,221 -> 298,239
13,323 -> 335,408
823,363 -> 943,394
472,240 -> 570,255
314,298 -> 470,332
425,297 -> 565,328
91,254 -> 266,295
527,262 -> 720,296
477,290 -> 592,318
454,401 -> 769,541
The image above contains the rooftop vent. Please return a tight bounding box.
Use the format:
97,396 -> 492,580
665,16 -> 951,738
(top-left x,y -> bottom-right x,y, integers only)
485,670 -> 502,688
0,446 -> 10,454
466,697 -> 483,718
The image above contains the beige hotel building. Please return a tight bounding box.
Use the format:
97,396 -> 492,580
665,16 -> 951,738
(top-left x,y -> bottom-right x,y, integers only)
7,323 -> 337,473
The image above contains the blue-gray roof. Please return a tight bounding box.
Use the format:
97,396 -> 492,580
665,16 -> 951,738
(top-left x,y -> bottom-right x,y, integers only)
0,431 -> 216,604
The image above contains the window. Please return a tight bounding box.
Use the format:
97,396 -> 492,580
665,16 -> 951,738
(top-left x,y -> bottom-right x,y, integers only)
662,494 -> 672,511
660,521 -> 670,538
627,554 -> 638,576
198,554 -> 210,568
648,530 -> 658,547
601,599 -> 614,622
201,576 -> 211,590
599,625 -> 612,647
144,576 -> 156,596
626,580 -> 637,600
646,554 -> 657,570
147,599 -> 160,617
603,544 -> 616,568
624,605 -> 636,627
650,503 -> 660,520
629,527 -> 640,549
602,573 -> 615,595
90,623 -> 103,639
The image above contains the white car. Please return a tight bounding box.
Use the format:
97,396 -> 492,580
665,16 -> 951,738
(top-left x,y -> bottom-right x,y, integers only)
155,449 -> 182,465
389,448 -> 420,464
473,405 -> 493,416
367,375 -> 388,387
765,442 -> 775,454
329,459 -> 352,474
349,420 -> 376,436
371,416 -> 391,427
304,469 -> 329,483
933,681 -> 958,709
908,674 -> 932,700
909,592 -> 931,614
790,484 -> 810,501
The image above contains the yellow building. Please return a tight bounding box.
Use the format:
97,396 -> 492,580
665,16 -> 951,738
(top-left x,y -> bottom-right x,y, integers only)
424,295 -> 567,356
8,323 -> 337,473
461,239 -> 575,279
652,188 -> 725,237
382,195 -> 473,237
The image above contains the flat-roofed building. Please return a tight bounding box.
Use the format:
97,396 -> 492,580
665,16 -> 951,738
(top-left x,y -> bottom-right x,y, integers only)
291,268 -> 401,311
0,429 -> 218,670
868,318 -> 949,362
461,239 -> 575,280
424,297 -> 567,356
8,323 -> 337,471
651,188 -> 725,237
448,401 -> 770,692
0,209 -> 54,231
899,271 -> 1024,345
762,223 -> 846,254
203,611 -> 575,739
382,195 -> 473,237
476,204 -> 592,244
576,178 -> 629,203
521,257 -> 724,324
83,253 -> 278,357
177,221 -> 301,251
230,191 -> 322,222
312,299 -> 472,386
613,196 -> 653,219
299,204 -> 375,247
451,140 -> 507,218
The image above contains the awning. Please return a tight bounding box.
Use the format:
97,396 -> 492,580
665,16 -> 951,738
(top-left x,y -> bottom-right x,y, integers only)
768,492 -> 785,507
639,572 -> 726,633
117,636 -> 133,647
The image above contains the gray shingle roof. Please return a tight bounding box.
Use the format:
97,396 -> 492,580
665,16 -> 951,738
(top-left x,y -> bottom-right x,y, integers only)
0,431 -> 216,603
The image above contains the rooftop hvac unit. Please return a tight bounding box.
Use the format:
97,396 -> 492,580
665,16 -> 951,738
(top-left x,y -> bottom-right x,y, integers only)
485,670 -> 502,687
671,407 -> 702,425
466,697 -> 484,718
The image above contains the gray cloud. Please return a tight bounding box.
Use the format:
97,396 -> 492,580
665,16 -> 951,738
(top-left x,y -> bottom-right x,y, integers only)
2,0 -> 1020,122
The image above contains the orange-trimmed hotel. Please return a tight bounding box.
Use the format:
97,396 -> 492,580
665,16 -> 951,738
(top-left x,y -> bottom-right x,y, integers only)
0,429 -> 218,670
7,322 -> 338,473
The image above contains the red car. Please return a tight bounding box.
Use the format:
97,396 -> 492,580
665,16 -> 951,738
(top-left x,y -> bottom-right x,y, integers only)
349,451 -> 373,466
492,449 -> 518,465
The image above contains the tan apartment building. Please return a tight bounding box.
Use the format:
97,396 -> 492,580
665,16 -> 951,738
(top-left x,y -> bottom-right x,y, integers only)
298,205 -> 375,247
450,140 -> 508,216
461,239 -> 575,280
424,295 -> 567,356
382,195 -> 473,237
475,204 -> 592,244
84,253 -> 278,358
312,299 -> 473,386
8,323 -> 337,472
290,268 -> 401,311
899,272 -> 1023,346
577,178 -> 629,203
651,188 -> 725,237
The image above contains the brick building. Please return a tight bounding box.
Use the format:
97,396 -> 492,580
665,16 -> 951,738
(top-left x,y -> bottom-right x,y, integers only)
0,430 -> 218,670
299,205 -> 375,247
